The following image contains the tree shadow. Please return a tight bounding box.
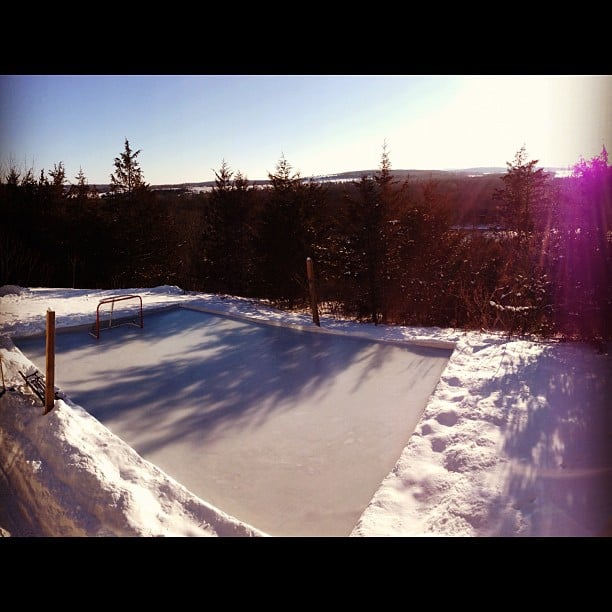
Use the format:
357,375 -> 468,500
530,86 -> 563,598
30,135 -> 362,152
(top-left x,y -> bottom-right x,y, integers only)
17,306 -> 449,456
481,344 -> 612,536
15,307 -> 454,535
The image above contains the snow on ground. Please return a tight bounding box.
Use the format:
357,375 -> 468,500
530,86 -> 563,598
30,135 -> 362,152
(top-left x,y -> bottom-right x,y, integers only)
1,285 -> 611,537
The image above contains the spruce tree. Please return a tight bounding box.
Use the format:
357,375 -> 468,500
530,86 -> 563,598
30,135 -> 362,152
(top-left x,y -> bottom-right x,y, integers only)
258,154 -> 306,303
110,139 -> 148,196
490,146 -> 553,335
344,142 -> 398,323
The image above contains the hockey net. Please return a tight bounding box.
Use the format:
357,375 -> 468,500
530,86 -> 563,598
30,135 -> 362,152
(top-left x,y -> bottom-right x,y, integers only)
90,294 -> 144,339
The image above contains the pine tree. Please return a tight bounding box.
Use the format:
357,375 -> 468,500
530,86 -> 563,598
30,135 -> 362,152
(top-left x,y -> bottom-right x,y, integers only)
490,146 -> 553,335
106,139 -> 156,286
551,145 -> 612,339
202,160 -> 234,292
344,143 -> 398,323
69,167 -> 89,199
110,139 -> 148,196
48,161 -> 66,198
61,167 -> 103,287
204,160 -> 256,295
493,145 -> 550,240
257,154 -> 306,303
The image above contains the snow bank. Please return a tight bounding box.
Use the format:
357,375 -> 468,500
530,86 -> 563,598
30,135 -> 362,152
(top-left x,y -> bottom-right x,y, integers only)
0,343 -> 263,536
0,285 -> 28,297
352,337 -> 612,536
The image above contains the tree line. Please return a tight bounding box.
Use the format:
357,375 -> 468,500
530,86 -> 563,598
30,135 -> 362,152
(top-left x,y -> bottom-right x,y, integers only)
1,139 -> 610,341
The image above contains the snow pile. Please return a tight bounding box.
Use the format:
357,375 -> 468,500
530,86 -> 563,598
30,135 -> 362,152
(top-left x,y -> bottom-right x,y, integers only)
0,285 -> 28,297
1,286 -> 610,537
353,339 -> 612,536
0,396 -> 263,537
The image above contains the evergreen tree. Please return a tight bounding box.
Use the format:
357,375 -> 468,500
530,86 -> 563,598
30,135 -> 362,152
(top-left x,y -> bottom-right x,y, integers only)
551,145 -> 612,339
61,167 -> 101,287
48,161 -> 66,199
110,139 -> 148,196
5,166 -> 21,186
69,167 -> 89,200
38,169 -> 48,188
389,177 -> 458,326
493,145 -> 550,240
489,147 -> 554,335
257,154 -> 307,303
202,160 -> 255,294
107,139 -> 158,286
343,143 -> 398,323
0,164 -> 44,285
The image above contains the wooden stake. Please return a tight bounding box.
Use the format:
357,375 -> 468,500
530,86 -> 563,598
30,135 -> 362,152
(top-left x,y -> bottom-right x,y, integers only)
44,309 -> 55,415
306,257 -> 320,327
0,356 -> 6,397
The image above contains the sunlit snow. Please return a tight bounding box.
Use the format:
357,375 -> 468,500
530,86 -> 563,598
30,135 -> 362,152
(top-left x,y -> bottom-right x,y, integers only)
1,286 -> 610,537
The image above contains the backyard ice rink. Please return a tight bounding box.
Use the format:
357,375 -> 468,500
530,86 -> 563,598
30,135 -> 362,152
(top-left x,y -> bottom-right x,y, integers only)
15,306 -> 453,536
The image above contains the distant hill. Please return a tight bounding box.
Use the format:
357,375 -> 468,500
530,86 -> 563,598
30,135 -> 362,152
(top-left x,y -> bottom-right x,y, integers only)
448,167 -> 506,175
89,166 -> 568,192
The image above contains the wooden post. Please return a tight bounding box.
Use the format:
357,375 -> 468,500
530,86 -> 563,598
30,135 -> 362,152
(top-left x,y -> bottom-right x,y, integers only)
44,309 -> 55,415
306,257 -> 320,327
0,356 -> 6,397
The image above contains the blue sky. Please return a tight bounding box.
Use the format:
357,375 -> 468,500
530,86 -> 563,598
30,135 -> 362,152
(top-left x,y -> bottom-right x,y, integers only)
1,74 -> 610,185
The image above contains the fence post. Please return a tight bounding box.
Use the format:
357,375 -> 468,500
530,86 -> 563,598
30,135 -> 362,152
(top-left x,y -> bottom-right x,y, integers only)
306,257 -> 320,327
0,356 -> 6,397
44,309 -> 55,415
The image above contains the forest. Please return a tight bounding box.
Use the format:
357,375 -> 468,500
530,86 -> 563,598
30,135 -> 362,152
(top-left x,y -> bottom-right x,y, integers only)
1,140 -> 611,341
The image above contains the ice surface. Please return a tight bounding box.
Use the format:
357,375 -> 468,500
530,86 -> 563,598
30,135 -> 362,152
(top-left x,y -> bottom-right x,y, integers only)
15,307 -> 452,536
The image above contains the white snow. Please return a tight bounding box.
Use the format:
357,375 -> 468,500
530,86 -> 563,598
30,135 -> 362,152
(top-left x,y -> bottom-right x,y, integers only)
1,286 -> 611,537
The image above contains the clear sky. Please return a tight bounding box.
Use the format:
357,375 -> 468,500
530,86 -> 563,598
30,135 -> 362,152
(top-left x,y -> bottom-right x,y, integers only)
1,74 -> 610,185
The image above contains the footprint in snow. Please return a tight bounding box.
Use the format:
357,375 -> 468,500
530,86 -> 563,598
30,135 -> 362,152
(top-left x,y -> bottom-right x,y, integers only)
435,410 -> 459,427
430,437 -> 447,452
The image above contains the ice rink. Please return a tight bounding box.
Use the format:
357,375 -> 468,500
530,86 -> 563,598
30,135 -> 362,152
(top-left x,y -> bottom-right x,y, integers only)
15,306 -> 453,536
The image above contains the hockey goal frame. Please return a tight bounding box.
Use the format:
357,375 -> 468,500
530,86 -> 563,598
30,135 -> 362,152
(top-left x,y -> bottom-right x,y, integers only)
90,294 -> 144,339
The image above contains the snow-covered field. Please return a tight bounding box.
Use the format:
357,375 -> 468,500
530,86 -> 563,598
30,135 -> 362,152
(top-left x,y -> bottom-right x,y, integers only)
1,285 -> 611,537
